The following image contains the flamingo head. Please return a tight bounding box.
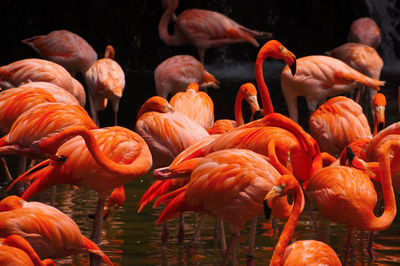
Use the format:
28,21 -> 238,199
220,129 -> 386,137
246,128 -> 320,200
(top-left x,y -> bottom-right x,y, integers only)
263,174 -> 299,219
372,92 -> 386,132
240,83 -> 260,114
137,96 -> 174,119
258,40 -> 296,76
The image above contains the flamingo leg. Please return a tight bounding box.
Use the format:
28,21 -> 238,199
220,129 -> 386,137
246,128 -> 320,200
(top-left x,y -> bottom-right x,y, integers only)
222,232 -> 240,266
15,157 -> 27,196
90,197 -> 105,266
161,221 -> 169,248
367,231 -> 376,261
88,91 -> 99,127
306,193 -> 322,241
1,157 -> 12,182
190,214 -> 205,245
344,227 -> 355,266
219,218 -> 227,256
178,214 -> 185,246
50,185 -> 57,206
246,216 -> 257,266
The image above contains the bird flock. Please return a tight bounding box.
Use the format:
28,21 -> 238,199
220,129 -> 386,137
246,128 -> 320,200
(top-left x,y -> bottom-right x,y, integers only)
0,0 -> 397,265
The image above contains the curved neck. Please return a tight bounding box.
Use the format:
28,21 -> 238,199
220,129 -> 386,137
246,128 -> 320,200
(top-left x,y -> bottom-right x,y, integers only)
158,0 -> 185,46
234,90 -> 245,126
4,237 -> 53,266
255,51 -> 274,115
367,141 -> 396,231
270,184 -> 304,265
39,126 -> 152,179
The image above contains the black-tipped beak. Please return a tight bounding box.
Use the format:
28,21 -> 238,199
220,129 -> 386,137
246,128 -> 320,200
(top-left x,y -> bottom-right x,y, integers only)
346,146 -> 356,166
251,109 -> 265,121
290,60 -> 296,76
377,122 -> 384,133
263,199 -> 272,220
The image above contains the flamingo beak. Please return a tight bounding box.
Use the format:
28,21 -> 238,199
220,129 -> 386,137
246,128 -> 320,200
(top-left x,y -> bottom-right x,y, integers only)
247,95 -> 260,114
375,106 -> 385,131
263,186 -> 283,220
289,59 -> 296,76
281,47 -> 296,76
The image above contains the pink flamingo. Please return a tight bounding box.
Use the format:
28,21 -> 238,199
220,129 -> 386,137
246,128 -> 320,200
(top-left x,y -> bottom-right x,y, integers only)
159,0 -> 272,63
347,17 -> 381,48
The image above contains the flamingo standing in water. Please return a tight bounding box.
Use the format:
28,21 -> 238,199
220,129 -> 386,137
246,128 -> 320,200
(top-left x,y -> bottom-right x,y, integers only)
0,196 -> 112,265
135,96 -> 209,245
347,17 -> 381,48
0,234 -> 55,266
306,140 -> 397,265
170,83 -> 215,129
154,55 -> 220,98
156,149 -> 292,265
21,29 -> 98,77
280,55 -> 384,123
264,174 -> 341,265
159,0 -> 272,64
0,58 -> 86,106
85,45 -> 125,126
7,125 -> 152,266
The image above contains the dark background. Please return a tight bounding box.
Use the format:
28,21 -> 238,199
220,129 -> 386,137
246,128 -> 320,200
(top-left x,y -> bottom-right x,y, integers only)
1,0 -> 399,129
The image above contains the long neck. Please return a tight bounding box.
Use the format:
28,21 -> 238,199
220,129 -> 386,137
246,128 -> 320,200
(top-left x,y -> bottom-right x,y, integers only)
39,126 -> 152,178
255,51 -> 274,115
158,0 -> 185,46
367,141 -> 397,231
234,90 -> 245,126
270,185 -> 304,265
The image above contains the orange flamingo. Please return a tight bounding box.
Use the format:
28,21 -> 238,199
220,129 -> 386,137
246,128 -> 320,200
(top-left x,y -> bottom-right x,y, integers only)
0,102 -> 97,160
0,58 -> 86,106
306,140 -> 397,265
207,82 -> 260,134
170,83 -> 214,128
22,29 -> 98,76
19,81 -> 80,106
103,185 -> 125,220
309,96 -> 371,156
159,0 -> 272,64
0,195 -> 112,265
0,234 -> 55,266
264,174 -> 341,265
347,17 -> 381,48
155,149 -> 292,265
135,96 -> 209,244
7,126 -> 152,251
85,45 -> 125,126
154,55 -> 219,98
280,55 -> 384,123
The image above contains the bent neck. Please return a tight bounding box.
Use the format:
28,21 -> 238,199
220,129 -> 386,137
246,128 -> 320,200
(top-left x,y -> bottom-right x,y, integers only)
234,90 -> 245,126
158,0 -> 185,46
255,50 -> 274,115
367,141 -> 396,231
270,185 -> 304,265
39,126 -> 152,179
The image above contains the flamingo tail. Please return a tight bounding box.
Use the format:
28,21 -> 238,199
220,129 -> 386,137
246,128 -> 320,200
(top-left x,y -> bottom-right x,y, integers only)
137,180 -> 174,213
83,236 -> 113,266
156,187 -> 189,224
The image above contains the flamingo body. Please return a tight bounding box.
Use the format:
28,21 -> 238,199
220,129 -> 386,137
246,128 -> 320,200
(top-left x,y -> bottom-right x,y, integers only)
280,55 -> 384,122
170,83 -> 214,128
154,55 -> 219,98
309,96 -> 371,156
0,58 -> 86,106
22,29 -> 98,76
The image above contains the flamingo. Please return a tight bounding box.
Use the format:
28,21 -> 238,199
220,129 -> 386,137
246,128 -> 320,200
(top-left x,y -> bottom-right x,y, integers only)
159,0 -> 272,64
19,81 -> 80,106
0,195 -> 112,265
155,149 -> 292,265
154,55 -> 219,98
85,44 -> 125,126
0,58 -> 86,106
21,29 -> 98,77
7,125 -> 152,264
102,185 -> 125,220
326,42 -> 383,113
264,174 -> 341,265
347,17 -> 381,48
309,96 -> 371,156
170,82 -> 214,129
0,234 -> 55,266
306,141 -> 397,265
135,96 -> 209,245
280,55 -> 385,123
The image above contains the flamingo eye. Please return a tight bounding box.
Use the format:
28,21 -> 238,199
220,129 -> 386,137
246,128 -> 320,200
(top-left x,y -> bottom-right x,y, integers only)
279,46 -> 284,51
